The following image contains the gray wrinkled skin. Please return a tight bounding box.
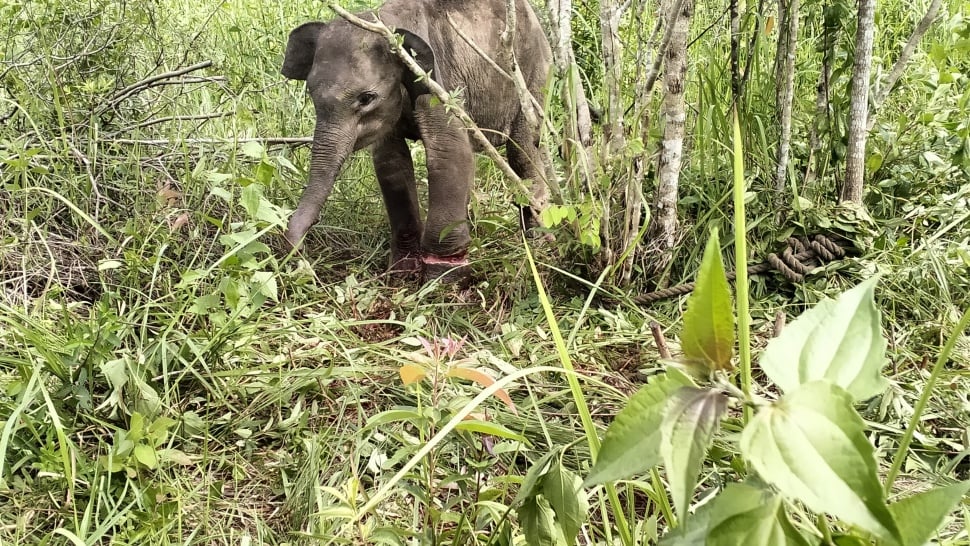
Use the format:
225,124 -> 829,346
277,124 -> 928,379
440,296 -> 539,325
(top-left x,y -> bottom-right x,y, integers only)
281,0 -> 551,280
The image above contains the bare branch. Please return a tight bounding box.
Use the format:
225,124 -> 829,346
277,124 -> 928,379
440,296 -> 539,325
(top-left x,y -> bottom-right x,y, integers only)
98,61 -> 214,114
110,112 -> 232,135
105,137 -> 312,146
642,0 -> 687,96
867,0 -> 943,131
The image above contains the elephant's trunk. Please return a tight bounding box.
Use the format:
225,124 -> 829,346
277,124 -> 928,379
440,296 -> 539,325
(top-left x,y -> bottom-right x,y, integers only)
285,120 -> 355,248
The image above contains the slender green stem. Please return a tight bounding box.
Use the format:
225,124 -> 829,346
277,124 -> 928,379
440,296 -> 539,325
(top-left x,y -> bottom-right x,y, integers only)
523,238 -> 634,546
731,107 -> 753,423
885,307 -> 970,493
650,467 -> 676,527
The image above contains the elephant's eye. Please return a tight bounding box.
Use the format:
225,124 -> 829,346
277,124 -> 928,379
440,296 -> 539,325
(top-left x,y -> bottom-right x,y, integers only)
357,92 -> 378,107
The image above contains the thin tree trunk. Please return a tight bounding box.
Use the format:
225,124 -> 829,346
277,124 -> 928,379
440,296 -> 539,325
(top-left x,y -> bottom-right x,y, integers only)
803,64 -> 829,188
548,0 -> 593,147
618,0 -> 656,284
600,0 -> 626,159
773,0 -> 799,201
867,0 -> 943,131
599,0 -> 627,263
805,11 -> 835,189
841,0 -> 875,203
648,0 -> 692,262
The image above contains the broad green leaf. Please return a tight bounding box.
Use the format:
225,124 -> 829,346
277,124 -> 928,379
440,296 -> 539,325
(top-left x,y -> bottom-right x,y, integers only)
128,412 -> 146,442
541,463 -> 589,546
741,381 -> 900,544
514,450 -> 559,506
240,140 -> 264,159
97,259 -> 124,271
147,416 -> 177,446
365,408 -> 424,427
133,444 -> 158,469
99,455 -> 124,473
584,373 -> 689,486
100,357 -> 129,394
681,229 -> 735,372
454,420 -> 526,442
158,448 -> 193,466
251,271 -> 278,301
661,387 -> 729,519
889,481 -> 970,546
241,183 -> 263,219
518,495 -> 567,546
760,277 -> 888,401
706,483 -> 814,546
662,482 -> 814,546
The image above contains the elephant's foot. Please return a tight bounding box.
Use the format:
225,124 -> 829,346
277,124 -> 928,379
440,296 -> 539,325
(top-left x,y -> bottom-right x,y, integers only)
388,233 -> 424,277
422,252 -> 471,283
388,252 -> 423,276
520,206 -> 556,243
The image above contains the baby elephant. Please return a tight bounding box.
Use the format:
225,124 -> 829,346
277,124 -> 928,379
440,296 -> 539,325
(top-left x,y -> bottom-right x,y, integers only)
281,0 -> 551,281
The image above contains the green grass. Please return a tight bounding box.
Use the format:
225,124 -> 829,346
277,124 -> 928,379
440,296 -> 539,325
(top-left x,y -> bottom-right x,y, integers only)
1,0 -> 969,544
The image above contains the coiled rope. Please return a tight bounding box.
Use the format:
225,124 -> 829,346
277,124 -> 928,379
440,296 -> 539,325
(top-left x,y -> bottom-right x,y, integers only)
631,234 -> 850,305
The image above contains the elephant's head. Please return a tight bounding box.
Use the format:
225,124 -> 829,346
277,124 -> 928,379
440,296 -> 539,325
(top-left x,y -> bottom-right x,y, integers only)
281,19 -> 437,248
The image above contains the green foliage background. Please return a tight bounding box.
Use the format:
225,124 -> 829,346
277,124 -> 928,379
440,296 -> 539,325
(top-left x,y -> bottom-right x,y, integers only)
0,0 -> 968,544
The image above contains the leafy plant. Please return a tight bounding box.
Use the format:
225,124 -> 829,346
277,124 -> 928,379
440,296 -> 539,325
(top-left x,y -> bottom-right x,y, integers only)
99,411 -> 187,477
584,229 -> 970,545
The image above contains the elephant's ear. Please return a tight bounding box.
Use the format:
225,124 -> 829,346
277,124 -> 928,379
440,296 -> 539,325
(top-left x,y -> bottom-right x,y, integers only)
394,29 -> 438,99
282,22 -> 326,80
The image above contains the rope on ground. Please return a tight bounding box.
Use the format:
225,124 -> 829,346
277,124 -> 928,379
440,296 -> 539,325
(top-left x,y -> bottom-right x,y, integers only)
630,235 -> 849,305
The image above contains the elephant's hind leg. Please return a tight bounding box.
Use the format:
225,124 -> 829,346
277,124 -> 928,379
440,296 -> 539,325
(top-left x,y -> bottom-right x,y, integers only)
373,135 -> 423,275
508,116 -> 550,232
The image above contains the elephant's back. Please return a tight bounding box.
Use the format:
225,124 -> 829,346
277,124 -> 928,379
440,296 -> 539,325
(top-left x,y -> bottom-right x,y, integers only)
383,0 -> 551,142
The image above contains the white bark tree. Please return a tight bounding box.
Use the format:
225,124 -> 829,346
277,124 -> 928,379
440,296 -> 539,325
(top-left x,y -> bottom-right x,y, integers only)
648,0 -> 693,261
841,0 -> 875,203
774,0 -> 799,202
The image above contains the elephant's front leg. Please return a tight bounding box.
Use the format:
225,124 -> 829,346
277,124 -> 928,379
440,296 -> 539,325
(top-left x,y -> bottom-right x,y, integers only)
413,95 -> 473,282
373,135 -> 423,275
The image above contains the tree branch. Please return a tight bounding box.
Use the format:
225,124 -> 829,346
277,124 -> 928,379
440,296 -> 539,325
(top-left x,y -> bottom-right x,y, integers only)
98,61 -> 214,114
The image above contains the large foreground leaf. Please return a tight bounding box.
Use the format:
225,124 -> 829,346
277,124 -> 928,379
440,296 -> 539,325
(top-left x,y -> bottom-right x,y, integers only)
660,387 -> 728,519
518,496 -> 566,546
889,481 -> 970,546
741,381 -> 900,544
583,373 -> 690,486
541,463 -> 589,546
681,229 -> 735,372
760,277 -> 888,401
661,482 -> 814,546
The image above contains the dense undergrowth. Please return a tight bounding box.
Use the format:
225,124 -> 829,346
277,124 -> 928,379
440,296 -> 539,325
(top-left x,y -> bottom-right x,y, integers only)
1,0 -> 968,544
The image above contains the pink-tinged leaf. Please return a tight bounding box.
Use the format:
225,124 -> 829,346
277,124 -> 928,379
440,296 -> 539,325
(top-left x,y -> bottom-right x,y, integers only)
447,367 -> 517,415
661,387 -> 729,519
